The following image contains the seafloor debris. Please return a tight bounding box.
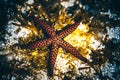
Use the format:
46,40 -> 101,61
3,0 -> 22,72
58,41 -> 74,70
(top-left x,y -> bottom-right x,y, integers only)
0,0 -> 120,80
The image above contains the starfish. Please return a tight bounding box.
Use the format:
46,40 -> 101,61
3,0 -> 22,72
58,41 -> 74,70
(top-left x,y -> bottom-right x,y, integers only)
22,14 -> 89,76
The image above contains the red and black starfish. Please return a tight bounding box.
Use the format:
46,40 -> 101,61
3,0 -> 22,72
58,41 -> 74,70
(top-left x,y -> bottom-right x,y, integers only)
22,14 -> 89,76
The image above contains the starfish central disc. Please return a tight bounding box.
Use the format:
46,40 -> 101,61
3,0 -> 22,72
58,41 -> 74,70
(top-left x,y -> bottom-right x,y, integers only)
52,36 -> 60,43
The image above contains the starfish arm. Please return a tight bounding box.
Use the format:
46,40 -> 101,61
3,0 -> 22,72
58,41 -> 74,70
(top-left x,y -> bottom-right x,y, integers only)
59,40 -> 89,63
30,15 -> 56,37
48,43 -> 58,76
26,38 -> 52,49
57,21 -> 80,38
